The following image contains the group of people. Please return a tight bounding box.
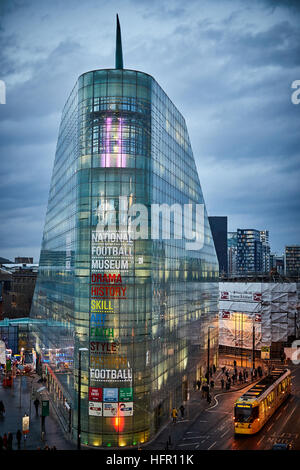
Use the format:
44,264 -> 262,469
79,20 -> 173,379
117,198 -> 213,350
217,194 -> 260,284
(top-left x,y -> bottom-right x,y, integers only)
220,363 -> 265,391
0,430 -> 23,451
0,400 -> 22,451
171,405 -> 185,423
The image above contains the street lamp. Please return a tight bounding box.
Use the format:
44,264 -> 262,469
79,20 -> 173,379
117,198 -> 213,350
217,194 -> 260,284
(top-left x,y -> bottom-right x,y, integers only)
77,347 -> 88,451
252,321 -> 255,372
207,326 -> 215,382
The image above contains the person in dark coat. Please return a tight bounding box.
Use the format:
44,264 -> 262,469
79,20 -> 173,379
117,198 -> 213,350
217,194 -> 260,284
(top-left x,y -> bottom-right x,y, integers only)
7,433 -> 12,451
16,430 -> 22,450
34,398 -> 40,416
221,377 -> 225,389
179,405 -> 185,418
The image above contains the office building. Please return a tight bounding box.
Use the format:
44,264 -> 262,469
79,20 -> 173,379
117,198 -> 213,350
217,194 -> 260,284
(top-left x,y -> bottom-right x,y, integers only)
208,216 -> 228,275
285,245 -> 300,277
236,229 -> 263,274
228,231 -> 237,276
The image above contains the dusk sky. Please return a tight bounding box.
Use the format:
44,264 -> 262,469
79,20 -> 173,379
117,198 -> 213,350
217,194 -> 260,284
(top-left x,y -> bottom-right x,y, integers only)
0,0 -> 300,262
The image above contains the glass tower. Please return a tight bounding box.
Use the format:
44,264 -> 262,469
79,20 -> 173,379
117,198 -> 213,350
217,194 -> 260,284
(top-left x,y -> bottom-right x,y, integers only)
30,18 -> 219,447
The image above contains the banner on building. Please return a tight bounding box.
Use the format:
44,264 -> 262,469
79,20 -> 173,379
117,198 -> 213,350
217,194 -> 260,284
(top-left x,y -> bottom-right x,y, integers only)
118,402 -> 133,416
89,402 -> 102,416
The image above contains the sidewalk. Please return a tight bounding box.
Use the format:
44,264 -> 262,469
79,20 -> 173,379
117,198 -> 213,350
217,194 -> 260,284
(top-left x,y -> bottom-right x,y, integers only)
144,361 -> 261,450
0,371 -> 75,450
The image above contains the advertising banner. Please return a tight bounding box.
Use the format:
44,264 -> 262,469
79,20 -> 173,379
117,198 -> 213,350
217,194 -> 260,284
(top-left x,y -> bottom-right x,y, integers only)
103,388 -> 118,402
261,346 -> 270,359
89,402 -> 102,416
22,415 -> 30,434
118,402 -> 133,416
103,402 -> 118,417
89,387 -> 102,402
220,292 -> 261,302
119,387 -> 133,402
0,340 -> 6,365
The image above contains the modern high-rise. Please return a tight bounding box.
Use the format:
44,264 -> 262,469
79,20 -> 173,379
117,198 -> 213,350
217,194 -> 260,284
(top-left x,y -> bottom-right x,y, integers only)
285,245 -> 300,277
30,17 -> 219,448
270,253 -> 285,275
228,231 -> 237,275
236,229 -> 263,274
260,230 -> 271,273
208,216 -> 228,275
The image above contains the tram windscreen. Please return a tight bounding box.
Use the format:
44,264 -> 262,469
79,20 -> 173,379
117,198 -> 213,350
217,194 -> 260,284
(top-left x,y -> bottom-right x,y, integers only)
235,405 -> 258,423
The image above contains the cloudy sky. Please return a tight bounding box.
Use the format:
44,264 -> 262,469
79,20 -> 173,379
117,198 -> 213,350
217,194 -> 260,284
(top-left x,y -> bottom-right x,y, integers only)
0,0 -> 299,262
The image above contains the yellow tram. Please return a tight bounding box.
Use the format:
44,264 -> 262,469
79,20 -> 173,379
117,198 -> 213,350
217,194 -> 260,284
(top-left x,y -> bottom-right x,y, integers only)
234,367 -> 291,435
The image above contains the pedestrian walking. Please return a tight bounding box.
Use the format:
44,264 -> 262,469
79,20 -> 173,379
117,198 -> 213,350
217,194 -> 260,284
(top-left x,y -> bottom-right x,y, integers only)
221,377 -> 225,389
239,371 -> 243,383
34,398 -> 40,416
0,401 -> 5,417
210,379 -> 214,390
171,408 -> 178,424
7,433 -> 13,451
16,430 -> 22,450
196,380 -> 201,390
222,366 -> 226,374
179,405 -> 185,419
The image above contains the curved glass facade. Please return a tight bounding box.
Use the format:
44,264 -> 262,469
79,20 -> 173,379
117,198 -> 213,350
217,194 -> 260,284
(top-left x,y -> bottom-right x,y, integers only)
30,68 -> 219,447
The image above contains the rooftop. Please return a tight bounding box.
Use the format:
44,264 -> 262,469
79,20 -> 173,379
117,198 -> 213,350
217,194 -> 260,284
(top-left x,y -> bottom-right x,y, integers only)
237,368 -> 290,403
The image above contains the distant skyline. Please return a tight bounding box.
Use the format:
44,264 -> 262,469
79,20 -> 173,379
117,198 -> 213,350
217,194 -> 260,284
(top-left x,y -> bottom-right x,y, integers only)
0,0 -> 300,262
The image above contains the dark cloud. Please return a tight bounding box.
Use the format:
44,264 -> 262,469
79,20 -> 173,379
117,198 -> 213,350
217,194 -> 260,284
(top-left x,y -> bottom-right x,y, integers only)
0,0 -> 299,261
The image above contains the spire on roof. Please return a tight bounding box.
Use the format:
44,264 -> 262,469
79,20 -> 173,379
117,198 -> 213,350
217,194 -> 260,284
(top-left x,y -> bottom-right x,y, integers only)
115,14 -> 124,69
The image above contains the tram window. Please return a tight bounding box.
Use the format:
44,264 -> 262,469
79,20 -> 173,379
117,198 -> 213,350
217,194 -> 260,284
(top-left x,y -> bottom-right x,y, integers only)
235,406 -> 258,423
252,406 -> 259,420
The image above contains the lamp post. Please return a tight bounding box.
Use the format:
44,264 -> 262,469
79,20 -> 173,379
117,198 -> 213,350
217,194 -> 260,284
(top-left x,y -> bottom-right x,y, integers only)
77,347 -> 88,451
207,326 -> 214,381
252,322 -> 255,372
